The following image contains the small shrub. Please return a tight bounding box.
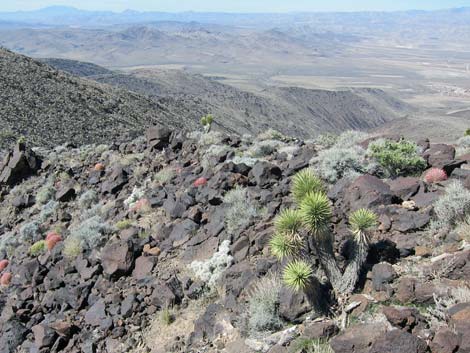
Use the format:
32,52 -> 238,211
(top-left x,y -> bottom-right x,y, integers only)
36,183 -> 55,205
223,187 -> 259,235
290,338 -> 333,353
63,236 -> 82,258
20,221 -> 41,242
228,155 -> 260,167
432,181 -> 470,230
315,133 -> 338,148
368,139 -> 426,177
247,275 -> 283,335
69,215 -> 114,249
116,219 -> 133,230
335,130 -> 368,148
160,308 -> 174,326
78,190 -> 98,209
39,200 -> 59,222
154,168 -> 175,185
248,140 -> 281,158
456,135 -> 470,156
424,168 -> 447,184
312,145 -> 367,183
189,240 -> 233,288
465,129 -> 470,136
29,240 -> 46,256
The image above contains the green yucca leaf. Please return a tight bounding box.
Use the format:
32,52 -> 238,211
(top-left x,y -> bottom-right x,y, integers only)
292,169 -> 325,204
269,232 -> 303,260
282,260 -> 313,291
349,208 -> 378,233
274,208 -> 303,235
299,192 -> 332,233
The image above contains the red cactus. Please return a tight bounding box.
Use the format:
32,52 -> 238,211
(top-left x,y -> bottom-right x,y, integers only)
46,233 -> 62,250
193,177 -> 208,187
0,272 -> 12,286
0,259 -> 9,272
94,163 -> 105,172
131,198 -> 151,213
424,168 -> 448,184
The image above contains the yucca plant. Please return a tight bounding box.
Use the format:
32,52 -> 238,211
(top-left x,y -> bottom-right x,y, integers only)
283,260 -> 313,291
270,168 -> 377,295
291,169 -> 325,204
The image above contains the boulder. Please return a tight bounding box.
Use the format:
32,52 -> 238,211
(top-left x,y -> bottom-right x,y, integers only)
330,323 -> 387,353
430,327 -> 460,353
424,144 -> 455,169
0,142 -> 41,186
250,161 -> 282,187
101,240 -> 135,278
449,304 -> 470,352
369,329 -> 428,353
32,323 -> 57,349
101,166 -> 128,194
388,177 -> 420,200
344,174 -> 395,211
132,256 -> 156,280
146,125 -> 172,150
302,320 -> 339,340
382,306 -> 426,333
372,263 -> 397,291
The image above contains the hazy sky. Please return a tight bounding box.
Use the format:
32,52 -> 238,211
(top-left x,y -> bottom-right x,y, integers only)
2,0 -> 470,12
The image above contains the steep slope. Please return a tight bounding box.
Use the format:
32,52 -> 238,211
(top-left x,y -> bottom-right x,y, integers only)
45,58 -> 410,139
0,48 -> 182,148
0,127 -> 468,353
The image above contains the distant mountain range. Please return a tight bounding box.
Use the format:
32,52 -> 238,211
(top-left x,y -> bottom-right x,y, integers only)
1,6 -> 470,29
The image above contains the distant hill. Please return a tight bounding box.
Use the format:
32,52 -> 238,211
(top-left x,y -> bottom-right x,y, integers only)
44,57 -> 410,140
0,48 -> 179,148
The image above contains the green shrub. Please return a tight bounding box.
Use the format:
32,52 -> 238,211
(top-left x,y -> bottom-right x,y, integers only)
116,219 -> 133,230
368,139 -> 426,177
160,308 -> 174,326
247,275 -> 283,335
30,240 -> 46,256
465,128 -> 470,136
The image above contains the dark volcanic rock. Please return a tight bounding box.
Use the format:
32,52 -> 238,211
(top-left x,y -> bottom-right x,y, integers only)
146,125 -> 172,150
250,161 -> 282,187
330,324 -> 387,353
101,240 -> 135,278
369,329 -> 428,353
0,142 -> 41,186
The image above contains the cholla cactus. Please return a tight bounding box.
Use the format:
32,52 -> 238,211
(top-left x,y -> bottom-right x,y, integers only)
270,168 -> 377,295
424,168 -> 447,184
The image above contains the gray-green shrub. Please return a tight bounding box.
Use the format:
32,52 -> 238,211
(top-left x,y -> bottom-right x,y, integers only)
223,186 -> 259,235
247,275 -> 283,335
432,181 -> 470,230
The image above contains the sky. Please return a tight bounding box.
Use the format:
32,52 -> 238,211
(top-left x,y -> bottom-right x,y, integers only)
2,0 -> 470,12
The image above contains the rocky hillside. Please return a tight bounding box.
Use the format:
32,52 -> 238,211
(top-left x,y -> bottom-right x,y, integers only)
0,48 -> 179,149
0,126 -> 469,353
44,57 -> 410,139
